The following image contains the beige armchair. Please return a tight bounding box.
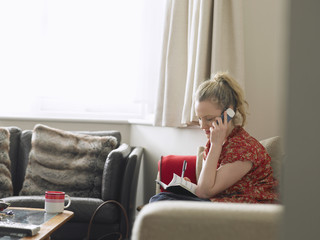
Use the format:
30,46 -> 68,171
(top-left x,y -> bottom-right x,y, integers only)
132,136 -> 284,240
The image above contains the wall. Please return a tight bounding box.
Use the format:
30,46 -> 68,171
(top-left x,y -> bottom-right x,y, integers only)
243,0 -> 287,140
130,125 -> 206,204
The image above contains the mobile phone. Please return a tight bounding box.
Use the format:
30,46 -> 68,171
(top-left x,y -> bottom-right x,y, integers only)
219,108 -> 235,123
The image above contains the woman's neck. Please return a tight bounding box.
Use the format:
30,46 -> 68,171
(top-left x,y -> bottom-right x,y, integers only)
227,124 -> 235,137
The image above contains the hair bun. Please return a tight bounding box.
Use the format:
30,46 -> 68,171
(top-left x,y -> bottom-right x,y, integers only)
212,72 -> 227,83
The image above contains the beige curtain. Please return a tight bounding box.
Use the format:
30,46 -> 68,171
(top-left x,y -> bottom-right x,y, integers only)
154,0 -> 244,127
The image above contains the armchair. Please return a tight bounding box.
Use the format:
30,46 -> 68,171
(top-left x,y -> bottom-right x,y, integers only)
2,125 -> 143,240
132,136 -> 284,240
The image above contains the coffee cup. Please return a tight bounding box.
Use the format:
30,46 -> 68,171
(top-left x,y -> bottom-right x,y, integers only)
45,191 -> 71,213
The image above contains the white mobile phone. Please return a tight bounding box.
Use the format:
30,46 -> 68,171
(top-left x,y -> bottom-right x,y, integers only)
220,108 -> 235,123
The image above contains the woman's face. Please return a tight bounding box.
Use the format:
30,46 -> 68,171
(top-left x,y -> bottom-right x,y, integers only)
195,100 -> 223,139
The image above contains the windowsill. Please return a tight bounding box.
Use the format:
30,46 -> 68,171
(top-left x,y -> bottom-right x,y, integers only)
0,115 -> 154,126
0,115 -> 199,128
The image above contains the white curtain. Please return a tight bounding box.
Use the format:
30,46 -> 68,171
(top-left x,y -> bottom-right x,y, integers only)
154,0 -> 244,127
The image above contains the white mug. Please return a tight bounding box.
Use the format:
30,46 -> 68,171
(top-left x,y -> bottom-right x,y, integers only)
45,191 -> 71,213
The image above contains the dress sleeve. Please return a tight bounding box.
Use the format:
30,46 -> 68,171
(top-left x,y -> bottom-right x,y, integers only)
219,137 -> 260,170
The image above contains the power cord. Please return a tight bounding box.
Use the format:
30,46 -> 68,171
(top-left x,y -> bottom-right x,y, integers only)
86,200 -> 129,240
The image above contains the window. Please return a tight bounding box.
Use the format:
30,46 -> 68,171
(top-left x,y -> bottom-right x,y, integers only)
0,0 -> 165,121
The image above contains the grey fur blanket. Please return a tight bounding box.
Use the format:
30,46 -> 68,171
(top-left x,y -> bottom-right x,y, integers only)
20,124 -> 117,198
0,128 -> 13,198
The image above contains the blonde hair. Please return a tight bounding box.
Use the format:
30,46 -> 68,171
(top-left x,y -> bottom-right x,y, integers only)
195,72 -> 248,126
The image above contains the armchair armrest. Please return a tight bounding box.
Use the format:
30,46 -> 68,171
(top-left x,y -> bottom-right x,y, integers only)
101,143 -> 131,201
120,147 -> 144,237
132,201 -> 283,240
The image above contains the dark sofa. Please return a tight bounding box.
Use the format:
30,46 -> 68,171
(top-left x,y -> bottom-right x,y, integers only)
1,126 -> 143,240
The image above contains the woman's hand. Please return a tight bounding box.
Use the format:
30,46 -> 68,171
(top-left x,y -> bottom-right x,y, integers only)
209,110 -> 230,147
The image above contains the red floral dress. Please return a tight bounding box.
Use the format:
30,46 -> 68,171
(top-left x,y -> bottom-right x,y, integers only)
203,126 -> 279,203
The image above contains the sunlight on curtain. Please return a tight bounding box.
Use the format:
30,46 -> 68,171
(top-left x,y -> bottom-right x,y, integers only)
154,0 -> 244,127
0,0 -> 165,121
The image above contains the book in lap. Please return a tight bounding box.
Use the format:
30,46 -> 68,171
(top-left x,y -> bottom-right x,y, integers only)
156,173 -> 197,197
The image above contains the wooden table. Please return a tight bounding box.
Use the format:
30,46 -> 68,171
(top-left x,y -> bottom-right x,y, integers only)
7,207 -> 74,240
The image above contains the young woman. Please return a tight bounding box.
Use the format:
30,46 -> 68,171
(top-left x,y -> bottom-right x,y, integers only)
150,72 -> 279,203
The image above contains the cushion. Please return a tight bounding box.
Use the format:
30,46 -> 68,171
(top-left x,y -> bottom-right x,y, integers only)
0,128 -> 13,198
260,136 -> 284,181
16,129 -> 121,196
20,124 -> 117,198
158,155 -> 197,192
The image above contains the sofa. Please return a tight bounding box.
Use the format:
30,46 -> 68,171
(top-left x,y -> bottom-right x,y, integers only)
0,125 -> 143,240
132,136 -> 284,240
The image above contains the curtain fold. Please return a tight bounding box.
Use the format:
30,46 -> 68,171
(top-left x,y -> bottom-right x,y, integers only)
154,0 -> 244,127
211,0 -> 245,86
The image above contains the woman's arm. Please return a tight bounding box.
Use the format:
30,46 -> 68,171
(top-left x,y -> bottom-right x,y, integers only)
196,143 -> 222,198
196,158 -> 252,199
195,111 -> 252,199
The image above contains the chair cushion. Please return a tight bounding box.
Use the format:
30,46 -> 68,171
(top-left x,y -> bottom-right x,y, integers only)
0,128 -> 13,197
16,129 -> 121,196
20,124 -> 117,198
158,155 -> 197,192
259,136 -> 284,181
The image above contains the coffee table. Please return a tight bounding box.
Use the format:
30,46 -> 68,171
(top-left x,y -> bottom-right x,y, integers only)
1,207 -> 74,240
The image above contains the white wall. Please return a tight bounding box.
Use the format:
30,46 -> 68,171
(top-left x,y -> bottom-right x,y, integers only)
243,0 -> 287,140
130,125 -> 207,203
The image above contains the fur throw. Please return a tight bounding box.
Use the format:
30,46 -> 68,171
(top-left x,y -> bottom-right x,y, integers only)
20,124 -> 117,198
0,128 -> 13,198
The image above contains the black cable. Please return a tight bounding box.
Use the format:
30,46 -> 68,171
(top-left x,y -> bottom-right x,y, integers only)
86,200 -> 129,240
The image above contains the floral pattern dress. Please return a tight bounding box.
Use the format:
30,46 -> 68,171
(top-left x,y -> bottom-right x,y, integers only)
204,126 -> 279,203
